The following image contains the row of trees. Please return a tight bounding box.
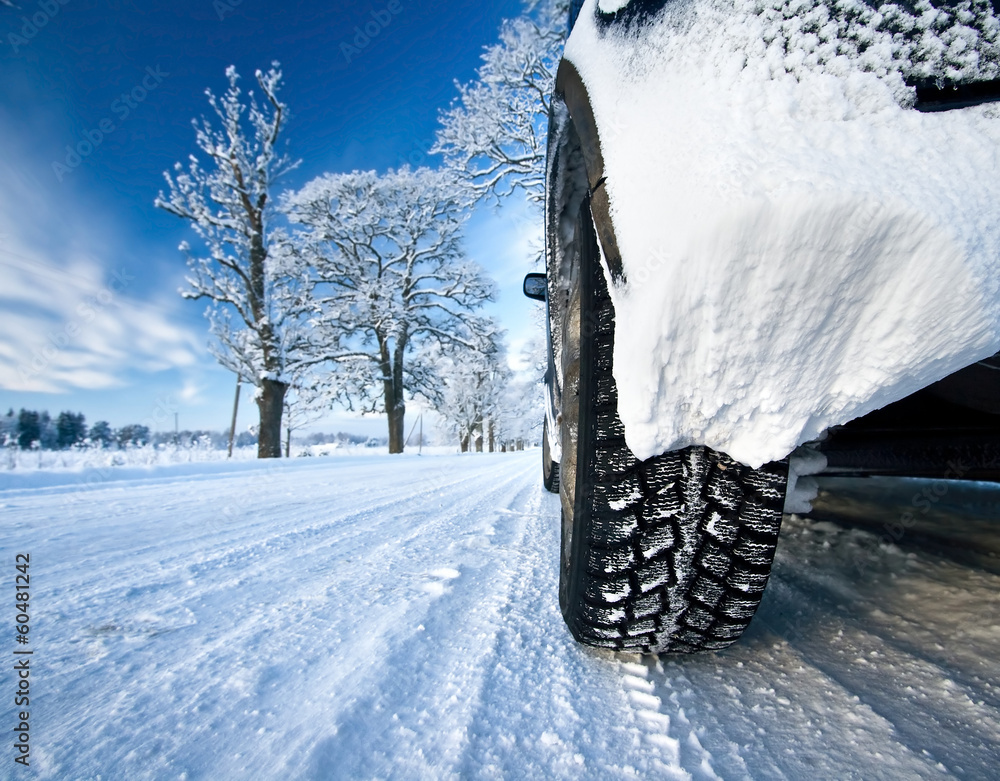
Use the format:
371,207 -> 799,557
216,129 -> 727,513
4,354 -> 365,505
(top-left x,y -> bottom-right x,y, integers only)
433,0 -> 565,454
157,1 -> 568,457
1,400 -> 534,454
1,409 -> 156,450
1,407 -> 392,452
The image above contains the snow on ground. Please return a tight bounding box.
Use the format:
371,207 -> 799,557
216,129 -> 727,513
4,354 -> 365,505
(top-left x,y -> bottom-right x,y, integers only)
0,445 -> 457,493
3,452 -> 1000,779
0,441 -> 452,477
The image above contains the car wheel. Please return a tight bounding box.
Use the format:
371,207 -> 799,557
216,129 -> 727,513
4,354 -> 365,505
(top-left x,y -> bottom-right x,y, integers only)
558,197 -> 789,653
543,422 -> 560,493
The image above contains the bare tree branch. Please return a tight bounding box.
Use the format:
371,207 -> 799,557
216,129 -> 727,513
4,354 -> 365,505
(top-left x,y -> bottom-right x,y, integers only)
155,63 -> 304,458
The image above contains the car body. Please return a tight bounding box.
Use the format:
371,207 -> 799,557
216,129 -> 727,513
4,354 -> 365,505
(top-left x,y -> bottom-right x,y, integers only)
532,0 -> 1000,653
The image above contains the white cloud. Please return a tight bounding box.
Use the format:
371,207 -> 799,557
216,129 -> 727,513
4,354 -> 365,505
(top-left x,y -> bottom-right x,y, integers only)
178,376 -> 206,404
0,173 -> 203,394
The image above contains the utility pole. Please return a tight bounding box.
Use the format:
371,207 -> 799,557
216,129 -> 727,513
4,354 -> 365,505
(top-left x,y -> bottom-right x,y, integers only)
404,412 -> 424,454
228,375 -> 241,458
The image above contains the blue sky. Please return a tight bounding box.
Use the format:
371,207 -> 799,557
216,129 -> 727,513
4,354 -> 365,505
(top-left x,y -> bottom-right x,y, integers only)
0,0 -> 545,437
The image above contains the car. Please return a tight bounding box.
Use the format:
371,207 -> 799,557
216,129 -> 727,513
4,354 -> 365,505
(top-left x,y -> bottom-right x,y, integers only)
525,0 -> 1000,653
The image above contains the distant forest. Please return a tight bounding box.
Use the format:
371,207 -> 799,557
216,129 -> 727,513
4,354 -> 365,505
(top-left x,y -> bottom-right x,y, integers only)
0,408 -> 380,451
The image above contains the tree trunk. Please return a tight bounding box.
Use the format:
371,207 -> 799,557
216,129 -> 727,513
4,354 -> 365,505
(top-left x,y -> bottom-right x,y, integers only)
285,425 -> 291,458
473,413 -> 483,453
387,405 -> 405,454
460,433 -> 469,453
393,337 -> 410,454
378,332 -> 408,454
256,378 -> 287,458
488,419 -> 495,453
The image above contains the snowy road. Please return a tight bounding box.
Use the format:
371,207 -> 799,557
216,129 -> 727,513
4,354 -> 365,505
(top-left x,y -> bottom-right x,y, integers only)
3,452 -> 1000,779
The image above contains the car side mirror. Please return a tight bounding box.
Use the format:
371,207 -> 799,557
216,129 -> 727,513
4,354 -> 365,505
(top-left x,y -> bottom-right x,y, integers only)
523,273 -> 546,301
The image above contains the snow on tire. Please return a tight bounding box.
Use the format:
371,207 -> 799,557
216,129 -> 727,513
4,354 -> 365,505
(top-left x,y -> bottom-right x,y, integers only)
558,197 -> 788,653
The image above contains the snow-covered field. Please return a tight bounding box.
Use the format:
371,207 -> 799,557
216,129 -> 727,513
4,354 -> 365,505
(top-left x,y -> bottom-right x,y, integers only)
0,441 -> 437,475
3,452 -> 1000,779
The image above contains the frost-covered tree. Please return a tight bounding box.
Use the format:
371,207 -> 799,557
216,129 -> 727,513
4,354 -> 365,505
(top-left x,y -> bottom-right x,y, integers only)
282,367 -> 332,458
434,334 -> 510,453
155,63 -> 304,458
89,420 -> 114,449
494,373 -> 544,450
55,411 -> 87,449
116,424 -> 151,448
283,167 -> 498,454
433,0 -> 569,205
16,409 -> 40,450
488,322 -> 547,450
0,409 -> 16,449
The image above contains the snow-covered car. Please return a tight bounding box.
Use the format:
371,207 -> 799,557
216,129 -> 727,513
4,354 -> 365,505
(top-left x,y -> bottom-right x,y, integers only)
526,0 -> 1000,653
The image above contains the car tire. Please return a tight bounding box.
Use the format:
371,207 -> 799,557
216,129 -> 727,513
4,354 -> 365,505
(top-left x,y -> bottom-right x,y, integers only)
558,197 -> 789,653
543,422 -> 560,493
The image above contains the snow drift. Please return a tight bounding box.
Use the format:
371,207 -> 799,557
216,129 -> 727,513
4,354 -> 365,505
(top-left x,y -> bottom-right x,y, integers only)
565,0 -> 1000,467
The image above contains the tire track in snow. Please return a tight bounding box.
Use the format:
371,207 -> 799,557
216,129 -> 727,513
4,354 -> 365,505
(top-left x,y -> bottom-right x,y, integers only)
618,659 -> 720,780
186,455 -> 540,779
32,456 -> 510,646
750,525 -> 1000,778
188,453 -> 542,779
298,465 -> 543,779
17,453 -> 539,779
641,641 -> 951,780
12,456 -> 1000,779
626,512 -> 1000,781
47,457 -> 500,586
454,487 -> 703,779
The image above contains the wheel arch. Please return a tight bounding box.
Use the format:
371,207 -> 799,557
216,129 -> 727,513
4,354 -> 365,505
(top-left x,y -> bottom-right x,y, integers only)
552,59 -> 625,284
545,58 -> 628,464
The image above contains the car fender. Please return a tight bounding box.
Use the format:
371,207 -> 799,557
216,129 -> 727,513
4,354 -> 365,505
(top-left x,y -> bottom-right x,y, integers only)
554,0 -> 1000,468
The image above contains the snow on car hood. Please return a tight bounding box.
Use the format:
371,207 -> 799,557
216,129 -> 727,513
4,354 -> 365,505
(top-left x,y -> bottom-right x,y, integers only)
565,0 -> 1000,468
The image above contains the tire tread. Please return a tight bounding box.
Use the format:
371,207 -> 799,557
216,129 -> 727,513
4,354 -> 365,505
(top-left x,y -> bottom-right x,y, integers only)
561,203 -> 787,653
